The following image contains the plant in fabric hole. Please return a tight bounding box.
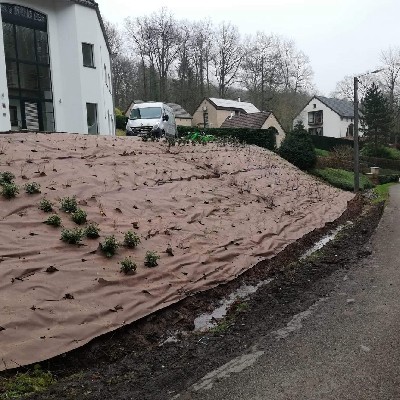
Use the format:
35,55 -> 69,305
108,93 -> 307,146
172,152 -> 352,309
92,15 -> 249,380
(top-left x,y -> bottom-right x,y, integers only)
0,171 -> 15,185
0,364 -> 55,398
144,251 -> 160,268
61,228 -> 84,244
85,222 -> 100,239
39,198 -> 53,212
44,214 -> 61,227
100,235 -> 119,257
120,257 -> 137,274
1,182 -> 19,199
24,182 -> 41,194
123,230 -> 141,248
60,196 -> 78,213
71,208 -> 87,225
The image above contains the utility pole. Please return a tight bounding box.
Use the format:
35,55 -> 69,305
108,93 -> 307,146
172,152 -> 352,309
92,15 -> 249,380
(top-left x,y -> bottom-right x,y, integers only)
261,56 -> 265,111
354,76 -> 360,193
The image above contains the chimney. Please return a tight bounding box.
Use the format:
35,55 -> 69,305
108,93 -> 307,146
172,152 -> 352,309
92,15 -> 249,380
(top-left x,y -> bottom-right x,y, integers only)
237,97 -> 241,102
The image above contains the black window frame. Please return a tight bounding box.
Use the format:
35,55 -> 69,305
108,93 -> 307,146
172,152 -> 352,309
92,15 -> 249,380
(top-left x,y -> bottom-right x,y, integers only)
1,3 -> 55,131
82,43 -> 95,68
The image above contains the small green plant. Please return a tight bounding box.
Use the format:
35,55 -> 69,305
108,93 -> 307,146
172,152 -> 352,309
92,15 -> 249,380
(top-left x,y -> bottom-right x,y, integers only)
39,198 -> 53,212
24,182 -> 41,194
44,214 -> 61,227
85,222 -> 100,238
60,196 -> 78,213
71,208 -> 87,225
0,171 -> 15,185
60,228 -> 84,244
0,364 -> 55,398
1,182 -> 19,199
120,257 -> 137,274
144,251 -> 160,268
100,235 -> 119,257
123,230 -> 141,248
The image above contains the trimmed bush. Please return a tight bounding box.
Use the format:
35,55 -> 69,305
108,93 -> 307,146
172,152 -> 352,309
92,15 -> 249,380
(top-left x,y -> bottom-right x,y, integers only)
116,114 -> 128,130
310,135 -> 354,151
177,126 -> 276,151
279,123 -> 317,170
377,173 -> 400,185
312,168 -> 374,191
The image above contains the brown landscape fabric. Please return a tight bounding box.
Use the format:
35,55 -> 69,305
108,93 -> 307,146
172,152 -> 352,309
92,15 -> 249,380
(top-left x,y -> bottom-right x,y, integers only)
0,133 -> 354,370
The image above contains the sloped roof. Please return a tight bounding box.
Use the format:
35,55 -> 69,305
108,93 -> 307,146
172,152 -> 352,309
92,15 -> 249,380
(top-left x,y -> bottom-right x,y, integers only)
166,103 -> 192,119
208,98 -> 260,114
221,111 -> 271,129
316,96 -> 354,118
67,0 -> 110,53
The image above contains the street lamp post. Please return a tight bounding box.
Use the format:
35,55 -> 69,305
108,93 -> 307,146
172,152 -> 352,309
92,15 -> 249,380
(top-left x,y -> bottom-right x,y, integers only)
353,77 -> 360,193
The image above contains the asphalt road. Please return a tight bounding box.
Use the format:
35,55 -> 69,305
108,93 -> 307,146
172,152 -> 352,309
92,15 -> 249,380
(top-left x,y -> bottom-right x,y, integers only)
177,185 -> 400,400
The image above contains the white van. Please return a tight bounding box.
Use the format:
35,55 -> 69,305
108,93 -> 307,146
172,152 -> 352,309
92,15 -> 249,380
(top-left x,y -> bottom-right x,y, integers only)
126,102 -> 177,137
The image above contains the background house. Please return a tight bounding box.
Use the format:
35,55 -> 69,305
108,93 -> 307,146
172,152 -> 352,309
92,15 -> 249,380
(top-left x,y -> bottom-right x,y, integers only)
294,96 -> 358,138
125,100 -> 192,127
192,98 -> 260,128
0,0 -> 114,135
221,111 -> 286,147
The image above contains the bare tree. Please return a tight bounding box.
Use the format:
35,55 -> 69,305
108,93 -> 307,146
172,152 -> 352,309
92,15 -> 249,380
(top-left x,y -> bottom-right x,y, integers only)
213,22 -> 244,98
125,8 -> 181,101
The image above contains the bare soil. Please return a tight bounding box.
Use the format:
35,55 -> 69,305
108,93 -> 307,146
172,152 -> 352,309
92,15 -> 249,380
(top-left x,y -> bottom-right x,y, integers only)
2,196 -> 383,400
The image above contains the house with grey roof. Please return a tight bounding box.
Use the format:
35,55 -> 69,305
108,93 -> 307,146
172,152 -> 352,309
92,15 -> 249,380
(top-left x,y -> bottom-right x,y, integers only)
192,98 -> 260,129
294,96 -> 358,139
221,111 -> 286,147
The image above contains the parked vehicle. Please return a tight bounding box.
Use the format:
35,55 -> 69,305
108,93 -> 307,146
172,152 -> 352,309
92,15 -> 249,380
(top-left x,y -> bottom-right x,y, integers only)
125,102 -> 177,137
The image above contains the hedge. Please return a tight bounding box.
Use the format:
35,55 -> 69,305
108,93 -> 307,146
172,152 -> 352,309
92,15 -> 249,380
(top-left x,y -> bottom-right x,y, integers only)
377,173 -> 400,185
310,135 -> 354,151
116,115 -> 128,130
177,126 -> 276,151
312,168 -> 374,191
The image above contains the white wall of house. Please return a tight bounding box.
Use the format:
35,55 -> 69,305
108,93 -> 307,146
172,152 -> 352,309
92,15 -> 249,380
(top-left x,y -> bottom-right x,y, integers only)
0,0 -> 114,135
262,114 -> 286,147
294,98 -> 357,138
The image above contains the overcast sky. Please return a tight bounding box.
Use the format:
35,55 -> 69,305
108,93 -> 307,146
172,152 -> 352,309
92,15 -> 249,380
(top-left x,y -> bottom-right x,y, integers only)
96,0 -> 399,96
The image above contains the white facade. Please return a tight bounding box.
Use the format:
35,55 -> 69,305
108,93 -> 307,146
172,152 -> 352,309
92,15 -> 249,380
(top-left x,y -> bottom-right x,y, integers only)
0,0 -> 114,135
294,97 -> 358,139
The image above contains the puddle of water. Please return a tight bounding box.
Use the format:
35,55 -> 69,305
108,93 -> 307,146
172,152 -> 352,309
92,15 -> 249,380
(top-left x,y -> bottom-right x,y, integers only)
194,279 -> 273,332
300,221 -> 353,260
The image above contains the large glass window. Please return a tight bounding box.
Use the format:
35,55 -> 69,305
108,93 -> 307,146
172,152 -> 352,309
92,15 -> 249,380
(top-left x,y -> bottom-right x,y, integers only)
16,25 -> 35,61
1,4 -> 54,131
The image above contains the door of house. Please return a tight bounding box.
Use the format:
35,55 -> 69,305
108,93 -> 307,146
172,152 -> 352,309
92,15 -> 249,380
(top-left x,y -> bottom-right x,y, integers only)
20,100 -> 42,131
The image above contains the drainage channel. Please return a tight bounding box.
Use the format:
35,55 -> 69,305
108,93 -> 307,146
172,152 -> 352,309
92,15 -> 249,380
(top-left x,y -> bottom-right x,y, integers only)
163,221 -> 353,344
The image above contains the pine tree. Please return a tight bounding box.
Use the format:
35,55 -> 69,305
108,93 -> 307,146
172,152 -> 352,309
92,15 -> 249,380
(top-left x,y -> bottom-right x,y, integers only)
361,83 -> 392,154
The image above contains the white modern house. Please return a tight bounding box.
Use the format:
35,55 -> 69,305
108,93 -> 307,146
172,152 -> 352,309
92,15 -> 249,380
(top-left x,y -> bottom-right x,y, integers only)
0,0 -> 114,135
294,96 -> 359,139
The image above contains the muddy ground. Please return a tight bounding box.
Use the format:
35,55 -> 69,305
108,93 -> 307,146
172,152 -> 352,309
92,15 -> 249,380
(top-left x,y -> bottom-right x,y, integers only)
1,195 -> 383,400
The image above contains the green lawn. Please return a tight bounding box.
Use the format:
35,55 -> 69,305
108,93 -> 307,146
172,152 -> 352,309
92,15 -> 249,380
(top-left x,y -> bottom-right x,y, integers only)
315,148 -> 330,157
312,168 -> 374,191
373,182 -> 398,203
116,129 -> 126,137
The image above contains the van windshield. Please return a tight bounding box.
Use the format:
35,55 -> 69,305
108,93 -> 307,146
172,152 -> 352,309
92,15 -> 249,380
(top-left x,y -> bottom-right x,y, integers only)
130,107 -> 162,120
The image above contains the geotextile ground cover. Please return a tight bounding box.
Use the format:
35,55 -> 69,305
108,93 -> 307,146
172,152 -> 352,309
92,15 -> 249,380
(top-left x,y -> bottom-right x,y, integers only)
0,133 -> 353,371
